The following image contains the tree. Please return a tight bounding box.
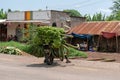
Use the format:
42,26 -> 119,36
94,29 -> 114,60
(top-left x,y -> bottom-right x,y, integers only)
109,0 -> 120,20
63,9 -> 82,17
115,10 -> 120,20
0,9 -> 7,19
105,15 -> 115,21
110,0 -> 120,14
8,9 -> 12,12
84,14 -> 91,21
38,9 -> 42,11
106,11 -> 120,21
84,12 -> 106,21
92,12 -> 105,21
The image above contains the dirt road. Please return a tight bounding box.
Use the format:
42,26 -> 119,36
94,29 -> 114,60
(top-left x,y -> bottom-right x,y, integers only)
0,54 -> 120,80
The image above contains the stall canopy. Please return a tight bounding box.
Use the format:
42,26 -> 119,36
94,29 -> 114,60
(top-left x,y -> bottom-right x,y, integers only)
98,31 -> 119,52
68,21 -> 120,36
102,32 -> 117,39
71,33 -> 92,39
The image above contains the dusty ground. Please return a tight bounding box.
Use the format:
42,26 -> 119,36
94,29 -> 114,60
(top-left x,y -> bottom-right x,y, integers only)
84,51 -> 120,63
0,53 -> 120,80
20,51 -> 120,63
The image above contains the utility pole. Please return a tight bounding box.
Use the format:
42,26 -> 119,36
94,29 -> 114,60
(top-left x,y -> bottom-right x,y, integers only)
46,6 -> 48,10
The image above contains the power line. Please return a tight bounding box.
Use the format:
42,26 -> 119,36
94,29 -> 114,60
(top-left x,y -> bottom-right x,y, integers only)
64,0 -> 90,6
47,0 -> 91,9
74,0 -> 102,8
45,0 -> 108,13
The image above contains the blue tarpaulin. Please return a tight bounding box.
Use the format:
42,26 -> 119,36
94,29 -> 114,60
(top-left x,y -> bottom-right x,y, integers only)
71,33 -> 92,39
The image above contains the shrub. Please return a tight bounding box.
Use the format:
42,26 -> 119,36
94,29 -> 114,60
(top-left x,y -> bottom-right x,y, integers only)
0,47 -> 21,55
68,47 -> 87,58
0,41 -> 30,54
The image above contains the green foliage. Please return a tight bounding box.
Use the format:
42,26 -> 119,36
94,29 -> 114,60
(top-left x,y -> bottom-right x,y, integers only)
108,0 -> 120,20
0,41 -> 87,58
29,26 -> 66,57
0,41 -> 29,53
84,14 -> 92,21
84,0 -> 120,21
0,8 -> 12,19
93,12 -> 105,21
105,11 -> 120,21
8,9 -> 12,12
68,47 -> 87,58
115,10 -> 120,20
21,24 -> 38,43
32,26 -> 65,48
0,9 -> 7,19
110,0 -> 120,14
105,15 -> 115,21
0,47 -> 20,55
84,12 -> 106,21
63,9 -> 82,17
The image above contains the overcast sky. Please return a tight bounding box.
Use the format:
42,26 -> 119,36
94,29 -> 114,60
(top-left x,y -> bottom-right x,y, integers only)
1,0 -> 113,16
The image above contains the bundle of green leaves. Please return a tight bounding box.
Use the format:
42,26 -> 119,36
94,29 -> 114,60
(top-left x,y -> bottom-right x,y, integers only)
32,26 -> 65,48
29,26 -> 66,57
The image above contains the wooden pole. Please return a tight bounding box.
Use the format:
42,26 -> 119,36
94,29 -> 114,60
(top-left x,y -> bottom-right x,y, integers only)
97,35 -> 101,51
116,33 -> 118,53
87,37 -> 88,51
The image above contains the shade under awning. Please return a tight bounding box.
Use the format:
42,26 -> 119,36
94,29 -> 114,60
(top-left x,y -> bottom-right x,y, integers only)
71,33 -> 92,39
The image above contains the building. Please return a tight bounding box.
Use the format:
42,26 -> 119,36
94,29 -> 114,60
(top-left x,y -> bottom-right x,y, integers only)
0,10 -> 86,41
0,19 -> 7,41
7,10 -> 85,27
68,21 -> 120,52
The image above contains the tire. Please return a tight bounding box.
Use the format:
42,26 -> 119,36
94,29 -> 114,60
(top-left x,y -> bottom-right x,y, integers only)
44,53 -> 54,65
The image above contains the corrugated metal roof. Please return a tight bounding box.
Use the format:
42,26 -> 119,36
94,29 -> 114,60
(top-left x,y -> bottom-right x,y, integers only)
68,21 -> 120,35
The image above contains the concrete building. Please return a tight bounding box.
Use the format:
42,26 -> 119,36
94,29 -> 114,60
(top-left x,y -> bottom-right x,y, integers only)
7,10 -> 86,27
0,10 -> 86,41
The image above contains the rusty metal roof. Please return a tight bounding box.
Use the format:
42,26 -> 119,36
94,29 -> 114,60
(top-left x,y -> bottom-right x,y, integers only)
68,21 -> 120,35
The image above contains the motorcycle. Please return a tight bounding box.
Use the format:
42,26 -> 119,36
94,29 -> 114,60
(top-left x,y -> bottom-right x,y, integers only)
43,44 -> 71,65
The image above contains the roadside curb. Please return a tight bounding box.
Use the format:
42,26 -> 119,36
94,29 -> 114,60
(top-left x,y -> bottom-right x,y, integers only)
71,59 -> 120,70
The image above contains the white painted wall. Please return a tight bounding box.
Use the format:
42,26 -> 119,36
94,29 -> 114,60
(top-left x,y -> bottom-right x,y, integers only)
32,11 -> 51,20
7,12 -> 25,21
7,11 -> 51,21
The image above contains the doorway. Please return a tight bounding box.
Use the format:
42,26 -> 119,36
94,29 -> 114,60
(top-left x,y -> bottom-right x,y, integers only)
0,24 -> 7,41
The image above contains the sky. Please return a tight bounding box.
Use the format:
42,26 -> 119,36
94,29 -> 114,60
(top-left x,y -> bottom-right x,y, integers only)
1,0 -> 113,16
